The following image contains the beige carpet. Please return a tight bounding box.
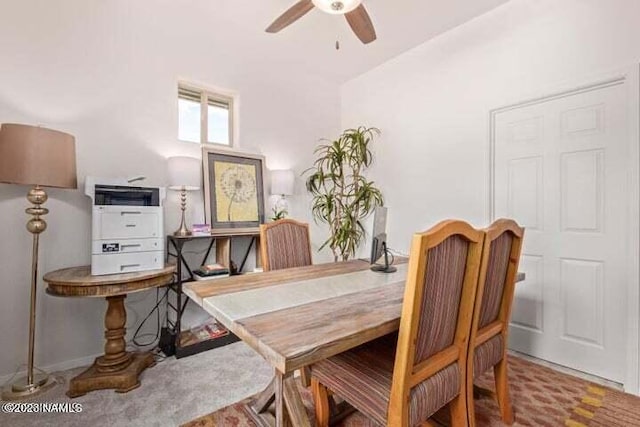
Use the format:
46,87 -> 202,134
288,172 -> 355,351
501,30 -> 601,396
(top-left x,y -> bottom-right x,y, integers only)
0,342 -> 272,427
183,356 -> 640,427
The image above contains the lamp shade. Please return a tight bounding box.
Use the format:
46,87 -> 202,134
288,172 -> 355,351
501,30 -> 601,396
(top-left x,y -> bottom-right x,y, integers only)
312,0 -> 362,14
271,169 -> 294,196
0,123 -> 77,189
167,156 -> 201,191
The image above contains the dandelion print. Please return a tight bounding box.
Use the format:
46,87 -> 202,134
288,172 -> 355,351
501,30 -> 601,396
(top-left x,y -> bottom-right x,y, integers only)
215,162 -> 258,222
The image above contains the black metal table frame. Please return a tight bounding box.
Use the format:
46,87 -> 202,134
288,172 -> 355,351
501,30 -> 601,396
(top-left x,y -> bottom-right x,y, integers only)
163,234 -> 256,358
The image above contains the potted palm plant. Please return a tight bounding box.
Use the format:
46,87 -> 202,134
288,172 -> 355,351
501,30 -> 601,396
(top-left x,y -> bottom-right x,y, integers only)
305,126 -> 384,261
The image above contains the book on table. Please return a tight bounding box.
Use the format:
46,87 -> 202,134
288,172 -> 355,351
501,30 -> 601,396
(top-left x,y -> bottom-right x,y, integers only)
191,224 -> 211,236
194,263 -> 229,279
179,319 -> 230,347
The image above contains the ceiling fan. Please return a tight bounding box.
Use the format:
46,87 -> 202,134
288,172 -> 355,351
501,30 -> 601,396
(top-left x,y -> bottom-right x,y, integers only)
266,0 -> 377,44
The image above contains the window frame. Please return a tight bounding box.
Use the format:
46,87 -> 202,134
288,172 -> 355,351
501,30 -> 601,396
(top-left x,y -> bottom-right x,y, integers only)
178,82 -> 235,147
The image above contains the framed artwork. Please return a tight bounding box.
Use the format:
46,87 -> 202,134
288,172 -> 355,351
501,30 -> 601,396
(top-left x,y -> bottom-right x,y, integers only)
202,147 -> 266,233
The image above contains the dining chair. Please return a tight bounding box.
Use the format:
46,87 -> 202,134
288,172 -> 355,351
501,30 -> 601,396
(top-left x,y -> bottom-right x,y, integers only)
259,218 -> 313,272
259,218 -> 314,387
311,220 -> 485,427
466,218 -> 524,426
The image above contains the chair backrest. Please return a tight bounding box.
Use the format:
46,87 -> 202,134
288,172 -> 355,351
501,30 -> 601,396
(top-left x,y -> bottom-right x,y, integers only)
469,218 -> 524,373
389,220 -> 485,426
260,219 -> 312,271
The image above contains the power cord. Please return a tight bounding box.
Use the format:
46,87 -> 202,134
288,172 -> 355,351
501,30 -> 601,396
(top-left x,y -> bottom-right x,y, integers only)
387,247 -> 409,259
385,249 -> 395,266
1,289 -> 171,387
149,346 -> 168,364
128,287 -> 170,349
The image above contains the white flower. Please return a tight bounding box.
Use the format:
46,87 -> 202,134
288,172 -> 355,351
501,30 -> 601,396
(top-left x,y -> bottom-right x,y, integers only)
221,166 -> 256,203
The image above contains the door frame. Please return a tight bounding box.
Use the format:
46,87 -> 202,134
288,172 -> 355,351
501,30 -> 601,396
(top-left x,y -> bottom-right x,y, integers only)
487,65 -> 640,395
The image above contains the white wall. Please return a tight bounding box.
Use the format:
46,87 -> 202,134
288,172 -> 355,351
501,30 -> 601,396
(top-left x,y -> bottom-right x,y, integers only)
0,1 -> 339,378
342,0 -> 640,251
341,0 -> 640,391
5,0 -> 639,385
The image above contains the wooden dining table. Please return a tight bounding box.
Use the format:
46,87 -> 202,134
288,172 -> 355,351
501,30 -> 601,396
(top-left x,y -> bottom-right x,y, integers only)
185,259 -> 525,427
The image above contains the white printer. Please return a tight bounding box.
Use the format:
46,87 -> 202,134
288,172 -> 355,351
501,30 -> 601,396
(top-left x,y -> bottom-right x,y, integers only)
85,177 -> 166,275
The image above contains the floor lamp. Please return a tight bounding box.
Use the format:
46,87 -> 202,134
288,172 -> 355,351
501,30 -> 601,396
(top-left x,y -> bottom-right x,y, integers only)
0,123 -> 77,400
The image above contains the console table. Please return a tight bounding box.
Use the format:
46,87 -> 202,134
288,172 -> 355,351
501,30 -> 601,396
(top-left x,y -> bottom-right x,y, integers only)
161,230 -> 260,358
43,265 -> 175,398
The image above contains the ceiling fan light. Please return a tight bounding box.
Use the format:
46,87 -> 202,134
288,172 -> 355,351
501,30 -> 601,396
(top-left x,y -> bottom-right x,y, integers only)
312,0 -> 362,15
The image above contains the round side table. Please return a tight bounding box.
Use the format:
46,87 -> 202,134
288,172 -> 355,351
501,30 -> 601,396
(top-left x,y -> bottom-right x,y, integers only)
44,265 -> 175,398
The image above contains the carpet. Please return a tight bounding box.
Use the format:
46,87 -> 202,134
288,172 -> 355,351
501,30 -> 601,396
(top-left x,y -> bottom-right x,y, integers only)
1,342 -> 273,427
183,356 -> 640,427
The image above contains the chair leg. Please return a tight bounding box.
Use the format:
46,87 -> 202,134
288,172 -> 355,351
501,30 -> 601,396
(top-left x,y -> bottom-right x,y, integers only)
494,357 -> 514,425
448,393 -> 468,427
311,378 -> 330,427
467,371 -> 477,427
299,366 -> 311,387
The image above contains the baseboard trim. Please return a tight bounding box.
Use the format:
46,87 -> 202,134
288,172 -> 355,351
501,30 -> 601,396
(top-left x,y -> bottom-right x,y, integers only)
0,353 -> 101,385
509,350 -> 624,391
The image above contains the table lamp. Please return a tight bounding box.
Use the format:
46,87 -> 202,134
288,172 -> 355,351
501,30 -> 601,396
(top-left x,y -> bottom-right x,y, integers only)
271,169 -> 294,217
167,156 -> 201,236
0,123 -> 77,400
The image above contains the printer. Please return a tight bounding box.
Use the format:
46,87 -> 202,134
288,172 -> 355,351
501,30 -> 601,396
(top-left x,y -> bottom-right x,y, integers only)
85,177 -> 166,275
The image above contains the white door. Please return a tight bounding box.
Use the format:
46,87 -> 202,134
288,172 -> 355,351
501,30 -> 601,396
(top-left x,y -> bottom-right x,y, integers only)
493,81 -> 630,383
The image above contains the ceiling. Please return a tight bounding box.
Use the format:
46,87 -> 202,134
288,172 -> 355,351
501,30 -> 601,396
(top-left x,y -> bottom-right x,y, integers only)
0,0 -> 513,88
237,0 -> 512,82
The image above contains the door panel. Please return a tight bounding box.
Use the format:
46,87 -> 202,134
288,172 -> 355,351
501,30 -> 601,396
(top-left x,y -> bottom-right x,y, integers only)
560,258 -> 604,347
560,150 -> 603,233
511,254 -> 544,334
494,83 -> 628,383
508,157 -> 543,230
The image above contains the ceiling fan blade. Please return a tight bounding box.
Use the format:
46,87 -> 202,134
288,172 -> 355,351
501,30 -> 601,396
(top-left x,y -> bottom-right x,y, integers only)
345,4 -> 377,44
266,0 -> 314,33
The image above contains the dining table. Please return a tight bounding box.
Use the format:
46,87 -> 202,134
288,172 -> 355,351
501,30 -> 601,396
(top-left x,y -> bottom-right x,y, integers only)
184,259 -> 525,427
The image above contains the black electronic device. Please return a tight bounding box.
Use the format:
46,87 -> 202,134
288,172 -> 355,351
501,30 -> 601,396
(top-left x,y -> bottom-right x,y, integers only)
94,184 -> 160,206
370,231 -> 397,274
370,207 -> 396,273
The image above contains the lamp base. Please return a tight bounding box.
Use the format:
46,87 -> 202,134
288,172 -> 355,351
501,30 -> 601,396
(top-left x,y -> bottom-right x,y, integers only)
274,196 -> 289,218
173,229 -> 192,237
173,189 -> 191,237
1,372 -> 56,400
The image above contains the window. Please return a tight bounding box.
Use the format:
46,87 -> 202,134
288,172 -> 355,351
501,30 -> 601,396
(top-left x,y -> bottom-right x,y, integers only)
178,84 -> 234,146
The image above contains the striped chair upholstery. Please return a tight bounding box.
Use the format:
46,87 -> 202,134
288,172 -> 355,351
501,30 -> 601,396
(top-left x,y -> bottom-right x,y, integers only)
259,219 -> 312,271
478,232 -> 514,328
466,219 -> 524,426
312,220 -> 485,427
473,334 -> 504,376
415,235 -> 469,363
312,335 -> 461,426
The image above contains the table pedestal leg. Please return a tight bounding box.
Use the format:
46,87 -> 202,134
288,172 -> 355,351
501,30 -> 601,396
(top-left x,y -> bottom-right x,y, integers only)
247,372 -> 311,427
96,295 -> 132,371
67,295 -> 156,398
